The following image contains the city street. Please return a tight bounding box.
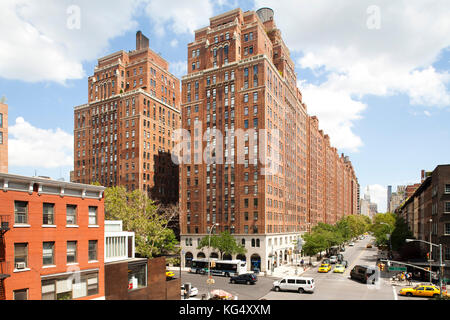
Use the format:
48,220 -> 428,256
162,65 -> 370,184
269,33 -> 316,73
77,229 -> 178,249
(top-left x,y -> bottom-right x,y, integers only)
176,236 -> 427,300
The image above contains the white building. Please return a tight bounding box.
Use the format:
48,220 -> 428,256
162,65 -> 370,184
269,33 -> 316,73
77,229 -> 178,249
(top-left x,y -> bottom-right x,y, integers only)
181,232 -> 300,274
104,220 -> 135,262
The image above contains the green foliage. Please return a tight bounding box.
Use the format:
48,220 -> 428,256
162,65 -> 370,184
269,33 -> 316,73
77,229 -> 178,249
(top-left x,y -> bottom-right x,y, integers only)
104,186 -> 179,258
197,231 -> 246,259
302,215 -> 372,260
371,213 -> 396,246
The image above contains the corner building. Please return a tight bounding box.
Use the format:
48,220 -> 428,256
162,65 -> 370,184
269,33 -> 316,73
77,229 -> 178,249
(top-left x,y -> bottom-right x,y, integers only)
179,8 -> 358,273
73,32 -> 181,205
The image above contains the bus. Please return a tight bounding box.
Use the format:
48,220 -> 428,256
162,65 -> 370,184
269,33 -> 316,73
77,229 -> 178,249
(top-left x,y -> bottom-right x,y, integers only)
190,259 -> 247,277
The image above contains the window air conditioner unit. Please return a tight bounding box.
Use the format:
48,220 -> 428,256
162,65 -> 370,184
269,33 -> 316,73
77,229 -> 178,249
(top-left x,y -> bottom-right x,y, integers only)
15,262 -> 26,270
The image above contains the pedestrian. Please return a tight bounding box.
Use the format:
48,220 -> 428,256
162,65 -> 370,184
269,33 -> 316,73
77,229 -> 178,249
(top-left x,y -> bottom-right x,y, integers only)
408,272 -> 413,285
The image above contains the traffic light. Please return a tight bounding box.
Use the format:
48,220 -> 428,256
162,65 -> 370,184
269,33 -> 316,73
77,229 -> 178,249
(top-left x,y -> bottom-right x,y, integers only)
427,252 -> 430,259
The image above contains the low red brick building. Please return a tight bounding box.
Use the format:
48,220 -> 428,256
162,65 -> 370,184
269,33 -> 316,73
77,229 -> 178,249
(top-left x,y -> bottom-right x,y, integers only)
0,173 -> 105,300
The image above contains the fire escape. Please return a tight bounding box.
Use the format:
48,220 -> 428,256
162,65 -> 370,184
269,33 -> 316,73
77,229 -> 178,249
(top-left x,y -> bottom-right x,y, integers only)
0,215 -> 10,300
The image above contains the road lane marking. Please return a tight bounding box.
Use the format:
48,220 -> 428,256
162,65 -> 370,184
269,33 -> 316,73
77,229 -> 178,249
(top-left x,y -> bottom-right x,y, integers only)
393,286 -> 398,300
344,246 -> 369,276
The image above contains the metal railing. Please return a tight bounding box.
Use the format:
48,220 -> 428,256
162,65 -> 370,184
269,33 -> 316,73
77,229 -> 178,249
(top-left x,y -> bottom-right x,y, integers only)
0,260 -> 11,279
0,215 -> 10,234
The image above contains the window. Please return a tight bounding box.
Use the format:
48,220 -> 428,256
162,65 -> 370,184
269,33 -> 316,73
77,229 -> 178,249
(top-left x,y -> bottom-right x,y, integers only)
14,289 -> 28,300
67,241 -> 77,264
14,243 -> 28,268
43,203 -> 54,225
41,272 -> 99,300
88,240 -> 98,261
0,132 -> 2,144
66,205 -> 77,225
445,223 -> 450,235
128,262 -> 147,290
43,242 -> 55,266
0,113 -> 2,127
14,201 -> 28,224
446,202 -> 450,213
89,206 -> 97,225
446,247 -> 450,261
446,184 -> 450,194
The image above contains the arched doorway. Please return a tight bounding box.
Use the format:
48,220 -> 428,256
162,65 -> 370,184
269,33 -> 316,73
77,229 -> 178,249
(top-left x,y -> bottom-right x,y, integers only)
185,252 -> 193,267
197,252 -> 206,259
210,252 -> 219,259
223,253 -> 232,260
236,254 -> 246,263
250,254 -> 261,272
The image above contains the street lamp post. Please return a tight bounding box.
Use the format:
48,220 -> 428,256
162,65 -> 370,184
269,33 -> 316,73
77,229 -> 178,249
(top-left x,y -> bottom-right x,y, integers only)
207,223 -> 219,298
406,238 -> 444,298
429,218 -> 433,284
379,222 -> 393,258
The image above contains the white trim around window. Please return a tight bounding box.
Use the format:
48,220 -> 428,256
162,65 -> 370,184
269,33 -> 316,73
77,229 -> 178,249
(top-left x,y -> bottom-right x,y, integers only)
14,224 -> 31,228
66,225 -> 79,228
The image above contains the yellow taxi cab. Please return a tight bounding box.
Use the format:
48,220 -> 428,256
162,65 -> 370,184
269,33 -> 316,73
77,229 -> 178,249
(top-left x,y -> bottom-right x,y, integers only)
318,263 -> 332,273
333,264 -> 345,273
399,285 -> 444,298
166,271 -> 175,279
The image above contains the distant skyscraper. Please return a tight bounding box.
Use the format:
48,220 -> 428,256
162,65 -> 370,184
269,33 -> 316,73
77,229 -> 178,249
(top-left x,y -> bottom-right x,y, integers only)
387,185 -> 392,212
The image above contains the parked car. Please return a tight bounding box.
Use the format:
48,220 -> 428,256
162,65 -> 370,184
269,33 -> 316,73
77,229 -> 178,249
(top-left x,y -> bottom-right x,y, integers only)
318,263 -> 332,273
333,264 -> 346,273
337,254 -> 344,262
399,285 -> 446,298
181,285 -> 199,297
348,242 -> 355,246
350,265 -> 378,284
230,273 -> 257,285
322,258 -> 330,265
329,256 -> 338,264
340,247 -> 346,252
272,277 -> 315,294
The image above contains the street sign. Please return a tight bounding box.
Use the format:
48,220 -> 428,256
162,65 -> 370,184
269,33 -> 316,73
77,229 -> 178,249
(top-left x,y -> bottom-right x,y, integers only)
388,267 -> 407,272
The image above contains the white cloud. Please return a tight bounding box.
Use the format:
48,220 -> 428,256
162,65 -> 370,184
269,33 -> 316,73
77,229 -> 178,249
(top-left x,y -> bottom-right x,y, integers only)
255,0 -> 450,151
170,39 -> 178,47
0,0 -> 142,83
9,117 -> 73,169
170,61 -> 187,79
145,0 -> 214,36
363,184 -> 387,213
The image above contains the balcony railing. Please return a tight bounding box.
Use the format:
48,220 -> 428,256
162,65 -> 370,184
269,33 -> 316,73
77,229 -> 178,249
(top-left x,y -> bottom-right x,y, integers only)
0,261 -> 11,280
0,215 -> 10,235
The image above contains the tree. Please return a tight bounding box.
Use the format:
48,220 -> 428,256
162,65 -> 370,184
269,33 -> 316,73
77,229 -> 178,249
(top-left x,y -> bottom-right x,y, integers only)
390,216 -> 413,251
371,213 -> 396,246
104,186 -> 179,258
197,231 -> 246,259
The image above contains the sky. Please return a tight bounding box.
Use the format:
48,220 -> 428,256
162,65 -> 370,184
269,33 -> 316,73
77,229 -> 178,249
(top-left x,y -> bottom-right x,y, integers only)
1,0 -> 449,213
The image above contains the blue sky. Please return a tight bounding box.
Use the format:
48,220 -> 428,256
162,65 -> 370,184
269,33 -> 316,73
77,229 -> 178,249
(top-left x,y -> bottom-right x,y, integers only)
1,0 -> 449,212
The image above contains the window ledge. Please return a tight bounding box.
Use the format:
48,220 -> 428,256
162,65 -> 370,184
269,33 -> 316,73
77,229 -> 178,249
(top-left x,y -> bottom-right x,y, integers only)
14,268 -> 31,273
42,265 -> 56,269
67,263 -> 79,266
66,225 -> 79,228
88,225 -> 99,228
88,260 -> 99,264
14,224 -> 31,228
42,225 -> 57,228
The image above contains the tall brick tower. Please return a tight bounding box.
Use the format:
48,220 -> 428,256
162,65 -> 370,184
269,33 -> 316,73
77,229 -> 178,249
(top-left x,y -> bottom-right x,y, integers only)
179,8 -> 359,273
73,31 -> 181,205
0,100 -> 7,173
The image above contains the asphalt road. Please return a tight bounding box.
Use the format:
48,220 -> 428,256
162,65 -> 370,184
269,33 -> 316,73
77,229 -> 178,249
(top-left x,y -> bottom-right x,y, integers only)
175,236 -> 429,300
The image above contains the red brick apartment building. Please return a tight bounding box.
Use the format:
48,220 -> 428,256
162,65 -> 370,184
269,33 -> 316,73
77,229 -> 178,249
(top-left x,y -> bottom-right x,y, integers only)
0,102 -> 7,174
73,31 -> 181,205
0,173 -> 105,300
396,165 -> 450,282
179,8 -> 358,273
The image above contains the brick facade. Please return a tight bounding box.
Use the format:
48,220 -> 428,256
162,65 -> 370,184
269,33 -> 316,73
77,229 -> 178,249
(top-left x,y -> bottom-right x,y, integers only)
0,173 -> 105,300
73,31 -> 181,205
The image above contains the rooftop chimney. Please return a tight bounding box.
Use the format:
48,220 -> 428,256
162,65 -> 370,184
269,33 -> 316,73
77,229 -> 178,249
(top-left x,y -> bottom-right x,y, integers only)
136,31 -> 149,50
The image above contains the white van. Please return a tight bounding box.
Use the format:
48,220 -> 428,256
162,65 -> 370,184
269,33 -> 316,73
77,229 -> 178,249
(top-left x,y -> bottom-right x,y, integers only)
272,276 -> 315,294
